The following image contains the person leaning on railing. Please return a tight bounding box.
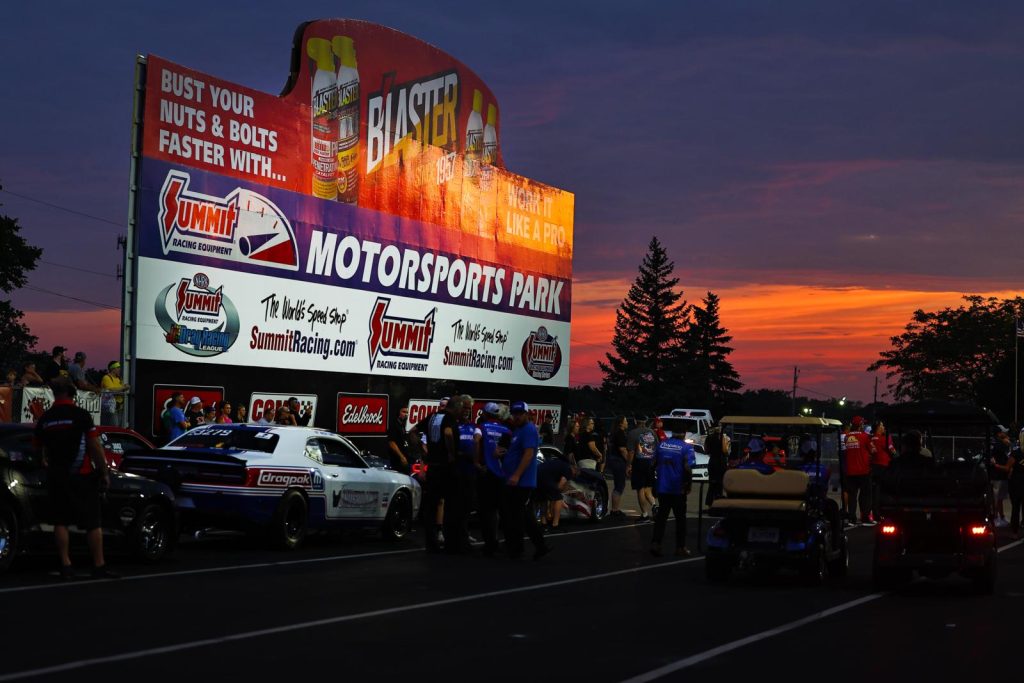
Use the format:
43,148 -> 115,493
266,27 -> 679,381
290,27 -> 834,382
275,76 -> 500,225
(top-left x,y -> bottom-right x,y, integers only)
100,361 -> 130,427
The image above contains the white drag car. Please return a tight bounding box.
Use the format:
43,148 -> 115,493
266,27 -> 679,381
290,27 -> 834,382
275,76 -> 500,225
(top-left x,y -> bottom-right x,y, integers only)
122,424 -> 421,549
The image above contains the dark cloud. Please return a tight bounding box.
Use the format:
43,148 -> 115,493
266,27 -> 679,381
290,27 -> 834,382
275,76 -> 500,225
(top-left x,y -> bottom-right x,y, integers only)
3,0 -> 1023,316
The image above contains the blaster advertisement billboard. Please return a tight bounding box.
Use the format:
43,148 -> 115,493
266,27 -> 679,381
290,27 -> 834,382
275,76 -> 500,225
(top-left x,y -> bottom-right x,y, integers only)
132,20 -> 573,388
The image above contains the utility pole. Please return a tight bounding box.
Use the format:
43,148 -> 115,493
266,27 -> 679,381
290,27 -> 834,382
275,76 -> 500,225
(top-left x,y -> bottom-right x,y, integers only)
792,366 -> 798,416
873,376 -> 878,405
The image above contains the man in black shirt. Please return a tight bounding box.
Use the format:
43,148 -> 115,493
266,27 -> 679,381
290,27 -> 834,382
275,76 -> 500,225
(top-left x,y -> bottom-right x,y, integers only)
607,416 -> 629,519
387,405 -> 413,474
34,378 -> 116,580
418,397 -> 459,552
288,397 -> 312,427
39,346 -> 67,383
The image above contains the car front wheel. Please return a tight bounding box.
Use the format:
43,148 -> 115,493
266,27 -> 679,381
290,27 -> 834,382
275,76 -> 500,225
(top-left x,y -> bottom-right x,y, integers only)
382,490 -> 413,541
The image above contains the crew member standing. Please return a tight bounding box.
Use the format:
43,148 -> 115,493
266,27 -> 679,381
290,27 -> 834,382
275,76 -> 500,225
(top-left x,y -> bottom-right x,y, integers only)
387,405 -> 413,475
420,395 -> 459,553
650,432 -> 693,557
478,403 -> 511,555
35,378 -> 117,580
607,416 -> 629,519
843,416 -> 876,526
502,401 -> 551,560
451,395 -> 482,554
870,420 -> 896,524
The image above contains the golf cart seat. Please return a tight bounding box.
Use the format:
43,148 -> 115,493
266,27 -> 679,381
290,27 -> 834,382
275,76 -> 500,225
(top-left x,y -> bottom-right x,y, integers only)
711,468 -> 810,513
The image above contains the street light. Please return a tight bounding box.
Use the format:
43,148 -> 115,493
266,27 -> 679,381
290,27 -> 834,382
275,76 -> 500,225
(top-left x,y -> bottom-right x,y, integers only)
802,407 -> 812,415
838,396 -> 847,407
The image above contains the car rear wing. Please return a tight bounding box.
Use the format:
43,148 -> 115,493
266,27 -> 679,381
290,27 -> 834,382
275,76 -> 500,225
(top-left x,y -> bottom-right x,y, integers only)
121,449 -> 248,490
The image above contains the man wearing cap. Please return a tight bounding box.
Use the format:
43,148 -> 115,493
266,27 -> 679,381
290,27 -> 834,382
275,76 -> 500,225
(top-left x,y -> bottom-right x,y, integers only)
163,392 -> 189,443
185,396 -> 206,429
67,352 -> 100,393
478,402 -> 511,555
420,395 -> 460,553
843,416 -> 876,526
288,397 -> 312,427
40,346 -> 68,383
100,361 -> 129,427
738,436 -> 774,475
502,401 -> 551,560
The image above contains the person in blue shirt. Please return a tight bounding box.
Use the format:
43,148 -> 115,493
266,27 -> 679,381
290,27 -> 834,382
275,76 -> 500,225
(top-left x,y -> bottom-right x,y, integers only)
478,402 -> 511,555
738,437 -> 775,475
651,435 -> 694,557
446,395 -> 482,554
164,392 -> 188,443
501,401 -> 551,560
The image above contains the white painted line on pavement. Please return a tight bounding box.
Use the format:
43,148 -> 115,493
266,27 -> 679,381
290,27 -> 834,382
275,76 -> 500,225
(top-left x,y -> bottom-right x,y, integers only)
0,520 -> 648,596
618,534 -> 1024,682
0,555 -> 705,681
618,593 -> 886,683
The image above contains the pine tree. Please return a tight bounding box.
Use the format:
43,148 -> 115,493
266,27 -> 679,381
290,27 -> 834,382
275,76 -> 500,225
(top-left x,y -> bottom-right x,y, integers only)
685,291 -> 742,413
598,237 -> 690,413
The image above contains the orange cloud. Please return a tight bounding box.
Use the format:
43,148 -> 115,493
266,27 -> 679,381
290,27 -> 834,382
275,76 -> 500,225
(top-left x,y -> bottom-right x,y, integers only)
570,280 -> 1021,402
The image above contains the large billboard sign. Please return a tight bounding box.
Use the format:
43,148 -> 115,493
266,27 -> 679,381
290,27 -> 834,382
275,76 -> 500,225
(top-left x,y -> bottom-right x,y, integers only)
132,19 -> 573,387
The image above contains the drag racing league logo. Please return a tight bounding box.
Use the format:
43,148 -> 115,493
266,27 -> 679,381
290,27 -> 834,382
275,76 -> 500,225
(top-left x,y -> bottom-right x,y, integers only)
367,297 -> 435,372
155,272 -> 240,357
521,326 -> 562,381
158,170 -> 299,270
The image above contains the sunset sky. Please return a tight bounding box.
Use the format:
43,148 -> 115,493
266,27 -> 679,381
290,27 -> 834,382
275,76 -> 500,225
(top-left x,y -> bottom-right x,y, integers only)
4,2 -> 1023,402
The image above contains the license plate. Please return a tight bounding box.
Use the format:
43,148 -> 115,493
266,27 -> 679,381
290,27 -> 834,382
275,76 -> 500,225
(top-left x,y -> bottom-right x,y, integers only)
747,527 -> 779,543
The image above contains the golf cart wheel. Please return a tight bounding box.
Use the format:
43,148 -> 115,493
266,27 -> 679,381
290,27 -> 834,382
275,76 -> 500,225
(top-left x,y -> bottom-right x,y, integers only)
802,543 -> 828,585
828,534 -> 849,578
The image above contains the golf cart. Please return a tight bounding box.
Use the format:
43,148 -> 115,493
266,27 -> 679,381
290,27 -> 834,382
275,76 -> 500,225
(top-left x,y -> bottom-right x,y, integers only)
872,402 -> 998,593
705,416 -> 847,584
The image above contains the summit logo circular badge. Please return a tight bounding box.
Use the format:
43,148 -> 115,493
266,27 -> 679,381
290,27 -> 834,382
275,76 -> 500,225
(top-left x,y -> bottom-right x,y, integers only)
521,326 -> 561,381
154,272 -> 240,357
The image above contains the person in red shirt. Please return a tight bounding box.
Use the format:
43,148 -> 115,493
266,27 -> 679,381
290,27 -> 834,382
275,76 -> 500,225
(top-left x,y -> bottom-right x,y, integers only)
843,416 -> 876,526
870,420 -> 896,523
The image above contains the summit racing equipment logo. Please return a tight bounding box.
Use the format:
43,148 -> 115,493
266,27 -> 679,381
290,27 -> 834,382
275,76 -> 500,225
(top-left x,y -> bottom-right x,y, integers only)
155,272 -> 240,357
367,297 -> 436,372
158,170 -> 299,271
521,326 -> 562,381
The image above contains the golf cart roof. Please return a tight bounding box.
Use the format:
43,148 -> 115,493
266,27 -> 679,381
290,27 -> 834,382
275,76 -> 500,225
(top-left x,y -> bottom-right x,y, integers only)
720,416 -> 842,427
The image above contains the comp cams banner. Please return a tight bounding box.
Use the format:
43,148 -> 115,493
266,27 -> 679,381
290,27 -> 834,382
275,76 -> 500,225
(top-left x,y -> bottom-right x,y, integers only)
135,257 -> 569,386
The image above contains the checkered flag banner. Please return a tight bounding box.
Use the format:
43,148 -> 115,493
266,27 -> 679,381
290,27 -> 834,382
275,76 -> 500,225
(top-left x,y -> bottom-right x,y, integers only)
1017,317 -> 1024,339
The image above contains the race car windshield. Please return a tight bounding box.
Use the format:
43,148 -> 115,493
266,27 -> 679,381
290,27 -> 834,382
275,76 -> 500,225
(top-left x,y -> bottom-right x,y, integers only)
168,428 -> 280,453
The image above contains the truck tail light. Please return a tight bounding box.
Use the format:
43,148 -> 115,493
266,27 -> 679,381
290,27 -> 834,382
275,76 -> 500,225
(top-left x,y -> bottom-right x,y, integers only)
969,525 -> 987,536
881,524 -> 897,535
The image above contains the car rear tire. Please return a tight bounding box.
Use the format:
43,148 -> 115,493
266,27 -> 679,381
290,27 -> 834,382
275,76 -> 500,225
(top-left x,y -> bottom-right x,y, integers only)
973,553 -> 997,595
0,505 -> 17,574
270,490 -> 308,551
705,554 -> 732,583
382,490 -> 413,541
873,565 -> 911,591
589,486 -> 608,524
130,503 -> 173,563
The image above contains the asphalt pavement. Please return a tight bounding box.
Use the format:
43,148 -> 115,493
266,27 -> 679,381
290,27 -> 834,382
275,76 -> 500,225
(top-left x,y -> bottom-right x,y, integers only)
1,506 -> 1021,682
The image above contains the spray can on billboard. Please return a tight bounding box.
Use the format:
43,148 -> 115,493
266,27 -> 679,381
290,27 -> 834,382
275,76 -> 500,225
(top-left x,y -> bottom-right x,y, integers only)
307,38 -> 338,200
464,89 -> 484,179
332,36 -> 359,204
482,104 -> 498,165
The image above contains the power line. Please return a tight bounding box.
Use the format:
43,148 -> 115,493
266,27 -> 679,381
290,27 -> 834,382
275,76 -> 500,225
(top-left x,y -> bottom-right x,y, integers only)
1,189 -> 124,230
39,259 -> 118,279
22,285 -> 119,310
